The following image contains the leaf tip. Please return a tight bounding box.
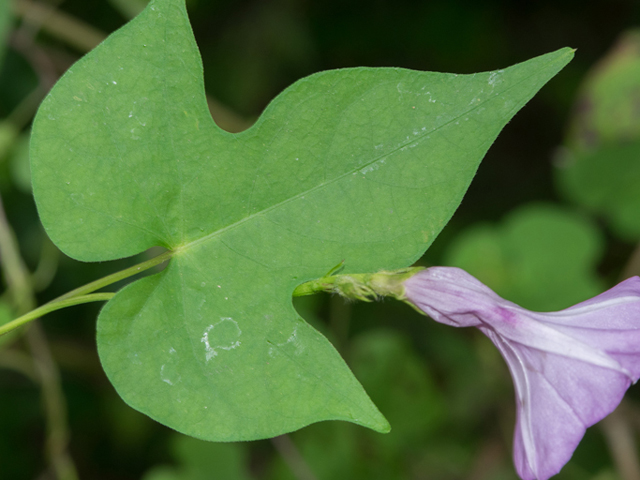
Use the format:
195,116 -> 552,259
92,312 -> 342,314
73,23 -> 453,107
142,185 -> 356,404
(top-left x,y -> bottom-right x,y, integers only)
360,412 -> 391,434
557,46 -> 577,63
377,419 -> 392,434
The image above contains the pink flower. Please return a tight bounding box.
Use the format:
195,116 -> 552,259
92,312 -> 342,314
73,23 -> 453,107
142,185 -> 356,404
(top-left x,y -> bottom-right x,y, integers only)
403,267 -> 640,480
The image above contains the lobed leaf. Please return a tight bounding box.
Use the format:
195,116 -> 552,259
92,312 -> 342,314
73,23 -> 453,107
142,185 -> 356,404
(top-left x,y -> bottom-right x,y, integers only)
30,0 -> 573,440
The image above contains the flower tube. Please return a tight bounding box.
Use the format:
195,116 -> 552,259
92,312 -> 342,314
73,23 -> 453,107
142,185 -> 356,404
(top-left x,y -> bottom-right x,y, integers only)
403,267 -> 640,480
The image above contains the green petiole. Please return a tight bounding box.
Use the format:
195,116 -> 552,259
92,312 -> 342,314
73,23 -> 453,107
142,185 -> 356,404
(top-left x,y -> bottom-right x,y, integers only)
54,250 -> 173,301
0,293 -> 115,336
0,250 -> 174,336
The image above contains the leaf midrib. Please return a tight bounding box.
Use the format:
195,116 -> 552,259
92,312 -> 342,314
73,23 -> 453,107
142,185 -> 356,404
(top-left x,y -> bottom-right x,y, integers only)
174,65 -> 545,255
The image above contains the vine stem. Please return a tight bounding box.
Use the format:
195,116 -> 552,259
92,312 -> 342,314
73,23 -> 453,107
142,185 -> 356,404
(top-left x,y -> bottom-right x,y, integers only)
13,0 -> 106,52
55,250 -> 173,301
0,293 -> 114,336
0,193 -> 79,480
271,435 -> 319,480
601,407 -> 640,480
0,249 -> 172,337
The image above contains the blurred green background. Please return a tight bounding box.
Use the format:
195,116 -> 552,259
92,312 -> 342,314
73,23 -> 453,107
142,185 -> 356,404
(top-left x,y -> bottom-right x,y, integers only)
2,0 -> 640,479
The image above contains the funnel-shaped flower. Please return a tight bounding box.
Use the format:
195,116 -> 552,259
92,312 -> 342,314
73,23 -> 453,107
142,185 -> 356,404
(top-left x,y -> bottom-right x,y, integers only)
403,267 -> 640,480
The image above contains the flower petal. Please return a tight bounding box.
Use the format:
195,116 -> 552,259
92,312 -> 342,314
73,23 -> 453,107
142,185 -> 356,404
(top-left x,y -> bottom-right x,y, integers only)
404,267 -> 640,480
485,327 -> 631,480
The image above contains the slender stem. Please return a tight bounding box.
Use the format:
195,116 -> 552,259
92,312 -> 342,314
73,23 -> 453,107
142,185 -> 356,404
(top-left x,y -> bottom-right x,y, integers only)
467,437 -> 506,480
0,349 -> 39,382
271,435 -> 318,480
10,28 -> 59,90
32,237 -> 60,292
13,0 -> 107,52
27,322 -> 79,480
0,250 -> 171,336
0,197 -> 34,313
0,293 -> 114,337
5,86 -> 46,131
0,192 -> 79,480
601,406 -> 640,480
109,0 -> 147,19
54,250 -> 173,302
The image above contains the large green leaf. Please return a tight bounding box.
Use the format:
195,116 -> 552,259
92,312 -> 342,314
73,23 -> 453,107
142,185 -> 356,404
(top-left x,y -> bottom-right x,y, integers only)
30,0 -> 573,440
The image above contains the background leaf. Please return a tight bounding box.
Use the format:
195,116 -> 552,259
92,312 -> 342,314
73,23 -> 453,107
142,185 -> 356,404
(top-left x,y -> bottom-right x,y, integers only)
266,330 -> 448,480
557,30 -> 640,241
558,143 -> 640,241
30,0 -> 573,440
564,30 -> 640,153
142,434 -> 254,480
443,203 -> 604,311
9,133 -> 31,193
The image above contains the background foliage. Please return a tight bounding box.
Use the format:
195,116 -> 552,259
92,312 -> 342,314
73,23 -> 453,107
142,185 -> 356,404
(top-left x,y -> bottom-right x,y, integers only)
1,1 -> 640,479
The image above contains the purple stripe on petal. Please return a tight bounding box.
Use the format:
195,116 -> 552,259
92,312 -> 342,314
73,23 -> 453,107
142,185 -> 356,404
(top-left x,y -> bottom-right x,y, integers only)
404,267 -> 640,480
